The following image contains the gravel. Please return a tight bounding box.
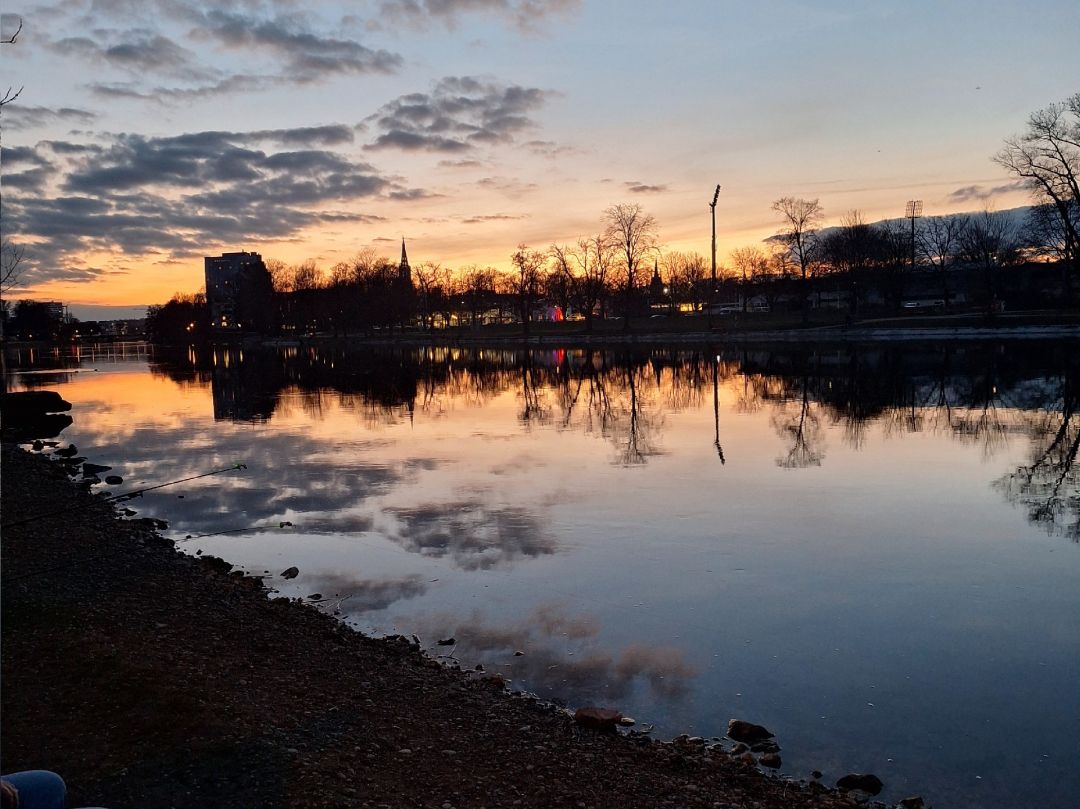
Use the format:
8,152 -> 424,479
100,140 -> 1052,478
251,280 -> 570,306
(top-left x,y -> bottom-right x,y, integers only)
2,444 -> 885,809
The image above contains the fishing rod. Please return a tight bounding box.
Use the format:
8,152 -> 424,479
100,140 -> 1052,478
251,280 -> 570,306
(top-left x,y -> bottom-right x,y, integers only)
175,520 -> 293,542
1,462 -> 248,529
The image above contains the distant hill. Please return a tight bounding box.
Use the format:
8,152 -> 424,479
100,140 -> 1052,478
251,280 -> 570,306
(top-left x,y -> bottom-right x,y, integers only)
766,205 -> 1034,244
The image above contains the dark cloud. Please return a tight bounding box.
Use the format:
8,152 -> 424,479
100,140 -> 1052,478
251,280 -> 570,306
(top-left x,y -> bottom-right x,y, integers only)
625,182 -> 667,194
460,213 -> 527,224
386,499 -> 558,570
50,30 -> 212,80
437,158 -> 485,169
4,128 -> 399,286
365,76 -> 549,154
374,0 -> 582,33
947,181 -> 1025,202
388,188 -> 440,201
249,125 -> 356,147
39,6 -> 402,100
2,105 -> 98,131
199,10 -> 402,82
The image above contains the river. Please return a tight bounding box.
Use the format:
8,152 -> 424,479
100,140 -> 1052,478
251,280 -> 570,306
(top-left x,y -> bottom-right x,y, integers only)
5,338 -> 1079,809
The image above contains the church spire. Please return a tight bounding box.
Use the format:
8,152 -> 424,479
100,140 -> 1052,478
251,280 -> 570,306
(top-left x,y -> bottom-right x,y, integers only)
398,237 -> 413,289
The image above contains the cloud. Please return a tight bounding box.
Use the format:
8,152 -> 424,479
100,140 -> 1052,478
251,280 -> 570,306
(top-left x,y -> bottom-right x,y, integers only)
625,181 -> 667,194
297,573 -> 429,614
198,10 -> 402,82
437,158 -> 485,169
385,499 -> 558,570
373,0 -> 582,33
50,29 -> 214,81
475,176 -> 538,198
947,181 -> 1025,203
2,105 -> 98,131
365,76 -> 550,154
4,127 -> 398,286
413,603 -> 698,706
524,140 -> 578,159
460,213 -> 528,224
39,6 -> 403,101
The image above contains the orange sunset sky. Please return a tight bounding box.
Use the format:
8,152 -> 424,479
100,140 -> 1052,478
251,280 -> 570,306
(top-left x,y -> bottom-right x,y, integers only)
3,1 -> 1078,318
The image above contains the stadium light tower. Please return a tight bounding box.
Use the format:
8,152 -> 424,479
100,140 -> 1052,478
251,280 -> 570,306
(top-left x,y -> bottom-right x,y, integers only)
710,185 -> 722,286
905,199 -> 923,273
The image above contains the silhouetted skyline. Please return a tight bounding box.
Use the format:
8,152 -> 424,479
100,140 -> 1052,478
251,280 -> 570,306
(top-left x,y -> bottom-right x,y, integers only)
4,1 -> 1078,308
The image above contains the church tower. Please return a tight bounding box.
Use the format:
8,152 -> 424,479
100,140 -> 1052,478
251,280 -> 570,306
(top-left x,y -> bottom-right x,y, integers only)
399,238 -> 411,284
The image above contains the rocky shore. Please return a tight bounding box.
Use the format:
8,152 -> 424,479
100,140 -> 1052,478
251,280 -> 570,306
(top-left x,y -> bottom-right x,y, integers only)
2,443 -> 906,809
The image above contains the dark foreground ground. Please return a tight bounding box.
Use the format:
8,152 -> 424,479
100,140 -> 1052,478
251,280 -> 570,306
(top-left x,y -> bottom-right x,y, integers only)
2,444 -> 899,809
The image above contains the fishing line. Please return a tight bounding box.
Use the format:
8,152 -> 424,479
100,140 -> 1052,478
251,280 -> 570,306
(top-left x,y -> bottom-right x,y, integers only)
0,463 -> 248,529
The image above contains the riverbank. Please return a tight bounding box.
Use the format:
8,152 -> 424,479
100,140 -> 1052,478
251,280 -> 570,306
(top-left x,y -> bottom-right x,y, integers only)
2,443 -> 907,809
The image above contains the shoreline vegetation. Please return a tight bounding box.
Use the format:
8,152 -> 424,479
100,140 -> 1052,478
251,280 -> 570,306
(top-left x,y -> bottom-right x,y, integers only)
2,443 -> 913,809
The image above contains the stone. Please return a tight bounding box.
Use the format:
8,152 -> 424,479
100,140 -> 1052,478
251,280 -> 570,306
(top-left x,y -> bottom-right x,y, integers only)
727,719 -> 774,744
811,770 -> 823,780
573,707 -> 622,732
837,773 -> 884,795
280,566 -> 299,579
83,463 -> 112,475
105,475 -> 123,485
897,798 -> 926,809
750,740 -> 780,754
618,716 -> 636,726
730,743 -> 749,755
309,594 -> 323,600
759,753 -> 782,768
437,637 -> 456,646
1,390 -> 72,416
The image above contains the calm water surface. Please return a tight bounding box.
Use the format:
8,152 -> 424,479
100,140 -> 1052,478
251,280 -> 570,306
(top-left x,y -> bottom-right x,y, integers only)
6,340 -> 1079,809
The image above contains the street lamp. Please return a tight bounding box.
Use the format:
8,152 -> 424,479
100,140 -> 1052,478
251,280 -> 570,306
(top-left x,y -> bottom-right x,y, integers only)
905,199 -> 922,274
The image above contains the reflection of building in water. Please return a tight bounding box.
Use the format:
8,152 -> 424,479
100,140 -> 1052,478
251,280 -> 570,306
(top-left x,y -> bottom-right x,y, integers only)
205,251 -> 273,331
210,348 -> 278,422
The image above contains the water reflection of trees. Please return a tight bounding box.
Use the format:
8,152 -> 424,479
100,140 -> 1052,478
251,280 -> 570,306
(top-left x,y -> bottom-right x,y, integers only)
995,364 -> 1080,541
149,340 -> 1080,537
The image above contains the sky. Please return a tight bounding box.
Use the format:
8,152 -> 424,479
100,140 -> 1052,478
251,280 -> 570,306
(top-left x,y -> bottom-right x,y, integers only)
3,0 -> 1078,317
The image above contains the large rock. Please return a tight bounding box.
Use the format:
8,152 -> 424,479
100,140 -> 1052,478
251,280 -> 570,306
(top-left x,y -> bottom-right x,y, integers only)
573,707 -> 622,732
0,390 -> 72,417
836,773 -> 884,795
727,719 -> 774,744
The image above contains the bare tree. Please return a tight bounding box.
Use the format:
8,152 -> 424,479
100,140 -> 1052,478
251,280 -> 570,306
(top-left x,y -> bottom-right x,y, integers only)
1,238 -> 25,296
729,246 -> 769,312
509,244 -> 546,333
771,197 -> 823,319
460,265 -> 499,327
567,234 -> 614,331
960,209 -> 1020,311
919,215 -> 966,309
662,251 -> 708,314
818,211 -> 888,316
0,17 -> 22,110
603,203 -> 658,325
413,261 -> 452,331
995,94 -> 1080,300
291,259 -> 324,291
